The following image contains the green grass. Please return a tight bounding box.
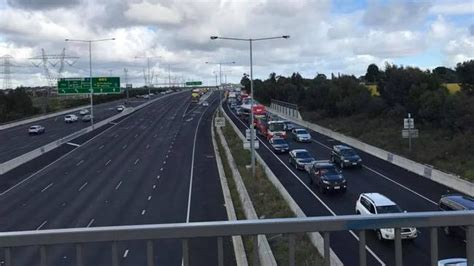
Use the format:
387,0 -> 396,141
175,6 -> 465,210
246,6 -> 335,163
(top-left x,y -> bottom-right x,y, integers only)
218,119 -> 323,265
302,111 -> 474,182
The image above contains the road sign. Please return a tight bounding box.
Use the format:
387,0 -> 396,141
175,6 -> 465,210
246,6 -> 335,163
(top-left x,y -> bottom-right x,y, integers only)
58,77 -> 121,94
403,118 -> 414,129
245,129 -> 258,141
185,81 -> 202,86
215,117 -> 225,127
243,140 -> 259,150
402,129 -> 419,138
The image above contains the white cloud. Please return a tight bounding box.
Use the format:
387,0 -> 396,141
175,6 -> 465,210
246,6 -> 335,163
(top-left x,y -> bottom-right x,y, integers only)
444,36 -> 474,66
124,1 -> 182,25
429,1 -> 474,15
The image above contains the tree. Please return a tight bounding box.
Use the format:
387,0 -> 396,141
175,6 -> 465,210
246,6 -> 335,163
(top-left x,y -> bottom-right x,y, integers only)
432,66 -> 458,83
240,74 -> 250,94
455,60 -> 474,94
365,64 -> 380,83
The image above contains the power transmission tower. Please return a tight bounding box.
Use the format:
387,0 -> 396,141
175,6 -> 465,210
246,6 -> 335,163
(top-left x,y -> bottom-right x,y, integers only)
0,55 -> 15,90
124,68 -> 129,101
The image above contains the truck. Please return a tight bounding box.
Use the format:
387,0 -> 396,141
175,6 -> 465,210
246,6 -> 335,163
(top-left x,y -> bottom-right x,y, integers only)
191,92 -> 200,103
258,120 -> 287,140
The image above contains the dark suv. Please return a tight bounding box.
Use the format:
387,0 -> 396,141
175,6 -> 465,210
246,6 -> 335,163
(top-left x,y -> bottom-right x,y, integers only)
308,162 -> 347,193
331,145 -> 362,169
438,194 -> 474,239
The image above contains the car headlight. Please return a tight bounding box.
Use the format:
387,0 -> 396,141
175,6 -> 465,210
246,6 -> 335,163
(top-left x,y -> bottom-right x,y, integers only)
358,158 -> 362,162
322,180 -> 331,184
344,160 -> 349,163
383,228 -> 394,234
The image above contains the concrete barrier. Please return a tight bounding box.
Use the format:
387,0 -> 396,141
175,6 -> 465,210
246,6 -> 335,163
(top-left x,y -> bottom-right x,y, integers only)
216,122 -> 277,266
221,106 -> 343,265
211,115 -> 248,266
268,104 -> 474,197
0,92 -> 185,175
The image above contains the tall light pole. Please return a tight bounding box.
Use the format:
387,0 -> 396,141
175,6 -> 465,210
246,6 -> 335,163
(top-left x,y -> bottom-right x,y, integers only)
65,38 -> 115,128
135,56 -> 161,96
205,61 -> 235,86
210,35 -> 290,177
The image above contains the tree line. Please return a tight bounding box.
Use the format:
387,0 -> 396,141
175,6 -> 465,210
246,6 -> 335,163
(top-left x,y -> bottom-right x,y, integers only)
0,89 -> 39,123
241,60 -> 474,133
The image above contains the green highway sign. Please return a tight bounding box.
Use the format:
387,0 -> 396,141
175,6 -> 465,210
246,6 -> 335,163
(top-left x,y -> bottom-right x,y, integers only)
58,77 -> 121,94
185,81 -> 202,86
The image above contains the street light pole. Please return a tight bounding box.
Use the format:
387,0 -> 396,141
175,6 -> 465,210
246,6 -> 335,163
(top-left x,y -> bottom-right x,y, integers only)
210,35 -> 290,177
66,37 -> 115,128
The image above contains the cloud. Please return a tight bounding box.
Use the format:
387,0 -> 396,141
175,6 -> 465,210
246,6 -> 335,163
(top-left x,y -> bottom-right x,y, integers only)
429,1 -> 474,15
7,0 -> 80,10
444,36 -> 474,66
363,0 -> 431,31
353,30 -> 426,57
124,1 -> 182,25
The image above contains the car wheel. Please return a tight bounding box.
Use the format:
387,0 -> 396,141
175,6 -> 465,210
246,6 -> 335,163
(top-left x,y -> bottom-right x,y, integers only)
443,227 -> 451,236
356,210 -> 360,214
376,230 -> 384,241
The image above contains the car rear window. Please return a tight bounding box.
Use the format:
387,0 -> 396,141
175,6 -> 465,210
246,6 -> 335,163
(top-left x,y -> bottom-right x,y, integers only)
296,129 -> 308,134
376,205 -> 402,214
296,151 -> 312,159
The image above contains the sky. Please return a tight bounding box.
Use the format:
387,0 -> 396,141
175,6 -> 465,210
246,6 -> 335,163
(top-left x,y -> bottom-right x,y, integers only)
0,0 -> 473,88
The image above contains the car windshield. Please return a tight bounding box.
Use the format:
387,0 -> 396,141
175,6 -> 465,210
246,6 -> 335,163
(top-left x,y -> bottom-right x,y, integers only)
376,205 -> 403,214
296,129 -> 308,134
273,139 -> 287,145
341,149 -> 356,156
320,167 -> 339,175
269,123 -> 285,131
295,151 -> 312,159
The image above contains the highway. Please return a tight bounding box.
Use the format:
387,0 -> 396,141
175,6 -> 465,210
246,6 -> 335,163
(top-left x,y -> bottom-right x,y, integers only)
0,91 -> 235,266
222,102 -> 466,266
0,97 -> 149,163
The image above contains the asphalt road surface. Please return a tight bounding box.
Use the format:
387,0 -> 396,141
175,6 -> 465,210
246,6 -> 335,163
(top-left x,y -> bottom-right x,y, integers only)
0,97 -> 150,163
0,91 -> 235,266
223,101 -> 466,266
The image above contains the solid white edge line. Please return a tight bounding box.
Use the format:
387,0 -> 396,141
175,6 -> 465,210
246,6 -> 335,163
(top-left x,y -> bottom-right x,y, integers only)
66,142 -> 80,147
186,93 -> 218,223
227,105 -> 386,266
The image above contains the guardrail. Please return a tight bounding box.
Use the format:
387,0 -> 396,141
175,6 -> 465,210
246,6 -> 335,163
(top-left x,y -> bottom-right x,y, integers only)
0,91 -> 186,175
268,103 -> 474,197
0,211 -> 472,266
270,99 -> 302,120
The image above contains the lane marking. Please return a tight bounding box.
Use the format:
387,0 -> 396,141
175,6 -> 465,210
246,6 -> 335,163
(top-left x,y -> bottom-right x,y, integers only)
123,249 -> 129,258
66,142 -> 80,147
134,134 -> 138,138
146,144 -> 150,149
115,181 -> 122,190
148,196 -> 152,201
156,175 -> 160,179
227,106 -> 386,266
134,159 -> 140,165
160,168 -> 163,171
41,182 -> 53,193
154,134 -> 157,138
36,220 -> 47,230
122,144 -> 127,150
86,219 -> 94,227
105,159 -> 112,166
141,209 -> 146,215
163,161 -> 166,165
78,182 -> 88,192
109,122 -> 118,125
153,185 -> 157,189
98,145 -> 104,150
76,160 -> 84,166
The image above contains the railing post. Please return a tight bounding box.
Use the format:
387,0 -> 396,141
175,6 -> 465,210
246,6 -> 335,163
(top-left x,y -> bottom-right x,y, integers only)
4,247 -> 11,266
323,232 -> 330,266
111,241 -> 119,266
182,239 -> 189,266
252,235 -> 259,266
146,240 -> 154,266
358,230 -> 367,266
395,228 -> 402,266
40,245 -> 47,266
430,228 -> 438,266
467,226 -> 474,266
217,237 -> 224,266
76,243 -> 84,266
288,234 -> 295,266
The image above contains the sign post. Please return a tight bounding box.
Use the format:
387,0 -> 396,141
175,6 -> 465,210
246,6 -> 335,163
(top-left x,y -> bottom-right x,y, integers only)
402,113 -> 417,152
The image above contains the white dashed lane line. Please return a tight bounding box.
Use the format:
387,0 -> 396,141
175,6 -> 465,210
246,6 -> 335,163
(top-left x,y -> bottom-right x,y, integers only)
78,182 -> 88,192
123,249 -> 129,258
115,181 -> 122,190
98,145 -> 104,150
41,182 -> 53,193
134,159 -> 140,165
105,159 -> 112,166
36,220 -> 47,230
148,196 -> 152,201
76,160 -> 84,166
122,144 -> 127,150
141,210 -> 146,215
86,219 -> 94,227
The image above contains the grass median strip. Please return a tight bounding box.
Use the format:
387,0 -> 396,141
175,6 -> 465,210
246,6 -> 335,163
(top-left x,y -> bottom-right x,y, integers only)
216,121 -> 323,265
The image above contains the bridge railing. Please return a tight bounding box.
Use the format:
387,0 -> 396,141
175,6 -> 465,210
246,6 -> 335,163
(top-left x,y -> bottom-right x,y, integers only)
0,211 -> 473,266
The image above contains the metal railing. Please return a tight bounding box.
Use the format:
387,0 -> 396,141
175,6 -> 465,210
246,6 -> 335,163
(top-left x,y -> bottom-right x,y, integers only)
270,99 -> 301,120
0,211 -> 473,266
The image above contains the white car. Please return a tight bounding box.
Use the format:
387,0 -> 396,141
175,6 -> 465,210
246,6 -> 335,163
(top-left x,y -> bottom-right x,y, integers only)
79,109 -> 89,115
143,94 -> 150,99
64,114 -> 78,123
28,125 -> 45,135
116,105 -> 125,112
202,101 -> 209,107
292,128 -> 311,142
355,193 -> 418,241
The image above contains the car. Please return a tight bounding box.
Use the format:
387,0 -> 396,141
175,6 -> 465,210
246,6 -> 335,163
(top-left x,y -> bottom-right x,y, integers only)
235,106 -> 243,115
79,109 -> 89,115
28,125 -> 45,135
149,93 -> 155,96
437,258 -> 467,266
438,194 -> 474,239
292,128 -> 311,142
331,145 -> 362,169
288,149 -> 316,170
136,95 -> 142,98
116,105 -> 125,112
355,193 -> 417,241
82,114 -> 93,122
202,101 -> 209,107
269,137 -> 289,153
64,114 -> 78,123
143,94 -> 150,99
283,121 -> 296,131
308,161 -> 347,193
